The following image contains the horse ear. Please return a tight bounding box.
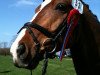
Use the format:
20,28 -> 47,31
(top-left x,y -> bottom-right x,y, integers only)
43,0 -> 45,1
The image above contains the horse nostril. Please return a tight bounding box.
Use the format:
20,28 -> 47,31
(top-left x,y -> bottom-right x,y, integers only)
17,44 -> 26,55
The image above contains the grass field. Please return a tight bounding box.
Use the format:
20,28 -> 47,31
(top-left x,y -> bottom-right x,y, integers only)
0,55 -> 76,75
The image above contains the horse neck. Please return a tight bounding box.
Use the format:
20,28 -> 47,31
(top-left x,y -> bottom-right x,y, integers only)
70,8 -> 100,75
82,6 -> 100,49
69,4 -> 100,75
71,6 -> 100,60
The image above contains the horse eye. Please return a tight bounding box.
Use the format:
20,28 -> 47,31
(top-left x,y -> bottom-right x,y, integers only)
55,3 -> 67,12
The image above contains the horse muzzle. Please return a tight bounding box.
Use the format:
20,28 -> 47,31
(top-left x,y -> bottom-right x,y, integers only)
12,43 -> 40,70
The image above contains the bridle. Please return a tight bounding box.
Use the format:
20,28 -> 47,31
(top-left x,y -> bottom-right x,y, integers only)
18,16 -> 68,55
17,0 -> 83,58
17,16 -> 68,75
17,0 -> 82,74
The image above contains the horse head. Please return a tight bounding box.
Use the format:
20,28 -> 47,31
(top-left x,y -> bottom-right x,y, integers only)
10,0 -> 76,70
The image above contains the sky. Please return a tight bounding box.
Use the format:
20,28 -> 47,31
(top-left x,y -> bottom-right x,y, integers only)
0,0 -> 100,46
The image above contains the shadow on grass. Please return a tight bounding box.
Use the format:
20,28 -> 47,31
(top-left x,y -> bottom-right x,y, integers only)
0,70 -> 12,73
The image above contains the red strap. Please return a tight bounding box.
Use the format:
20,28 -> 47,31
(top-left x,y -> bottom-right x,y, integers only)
67,9 -> 80,25
60,9 -> 80,61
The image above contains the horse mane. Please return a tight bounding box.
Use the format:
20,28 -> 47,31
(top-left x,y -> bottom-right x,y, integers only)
80,0 -> 99,22
70,2 -> 100,75
83,3 -> 100,41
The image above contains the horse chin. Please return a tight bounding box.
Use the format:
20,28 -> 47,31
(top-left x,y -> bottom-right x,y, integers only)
14,58 -> 40,70
26,53 -> 44,70
26,60 -> 39,70
16,53 -> 43,70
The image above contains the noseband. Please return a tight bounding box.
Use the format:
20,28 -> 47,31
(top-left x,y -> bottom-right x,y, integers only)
18,17 -> 68,54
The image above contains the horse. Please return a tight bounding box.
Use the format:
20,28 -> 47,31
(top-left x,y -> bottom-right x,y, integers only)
10,0 -> 100,75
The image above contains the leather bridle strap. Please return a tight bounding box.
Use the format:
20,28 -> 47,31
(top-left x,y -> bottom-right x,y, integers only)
18,17 -> 68,50
17,22 -> 40,52
18,22 -> 53,38
25,25 -> 40,47
28,23 -> 54,38
25,20 -> 67,42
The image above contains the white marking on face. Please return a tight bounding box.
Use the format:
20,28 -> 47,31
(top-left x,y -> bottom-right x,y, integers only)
10,0 -> 52,61
10,28 -> 26,61
30,0 -> 52,22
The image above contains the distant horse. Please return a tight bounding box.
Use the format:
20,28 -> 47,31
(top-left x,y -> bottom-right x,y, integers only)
10,0 -> 100,75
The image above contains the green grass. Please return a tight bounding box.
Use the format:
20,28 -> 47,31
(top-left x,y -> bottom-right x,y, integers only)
0,55 -> 76,75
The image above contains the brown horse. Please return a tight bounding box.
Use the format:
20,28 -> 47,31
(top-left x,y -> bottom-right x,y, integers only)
10,0 -> 100,75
